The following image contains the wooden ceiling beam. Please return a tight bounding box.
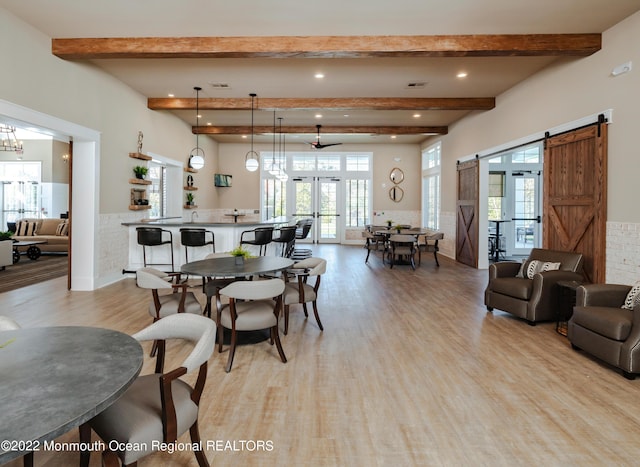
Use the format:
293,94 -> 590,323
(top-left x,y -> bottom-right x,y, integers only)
194,125 -> 448,135
149,97 -> 495,111
52,34 -> 600,59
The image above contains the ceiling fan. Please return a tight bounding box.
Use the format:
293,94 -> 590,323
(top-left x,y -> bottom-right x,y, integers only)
308,124 -> 342,149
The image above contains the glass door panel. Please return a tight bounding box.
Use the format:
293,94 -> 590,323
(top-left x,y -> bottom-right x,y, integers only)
509,173 -> 541,256
317,179 -> 339,243
290,177 -> 341,244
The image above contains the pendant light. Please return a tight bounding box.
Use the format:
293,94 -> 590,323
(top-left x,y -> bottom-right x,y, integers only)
277,117 -> 288,181
245,93 -> 259,172
188,86 -> 205,170
268,111 -> 279,175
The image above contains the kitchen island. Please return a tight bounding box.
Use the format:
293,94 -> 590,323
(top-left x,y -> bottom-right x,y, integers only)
122,216 -> 291,271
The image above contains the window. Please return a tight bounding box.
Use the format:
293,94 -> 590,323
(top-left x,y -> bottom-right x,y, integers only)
1,162 -> 42,226
262,177 -> 287,220
422,143 -> 441,229
147,161 -> 166,218
488,172 -> 505,221
345,179 -> 369,227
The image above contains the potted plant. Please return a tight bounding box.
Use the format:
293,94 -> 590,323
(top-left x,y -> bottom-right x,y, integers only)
133,165 -> 148,180
0,231 -> 14,241
229,245 -> 252,265
386,219 -> 394,228
185,192 -> 195,206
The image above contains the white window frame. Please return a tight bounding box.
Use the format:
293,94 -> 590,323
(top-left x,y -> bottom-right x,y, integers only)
422,142 -> 441,229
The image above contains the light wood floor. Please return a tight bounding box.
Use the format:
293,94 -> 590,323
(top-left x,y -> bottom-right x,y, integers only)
2,244 -> 640,466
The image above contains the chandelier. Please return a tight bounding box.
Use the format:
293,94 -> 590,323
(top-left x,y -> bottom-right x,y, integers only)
0,125 -> 23,153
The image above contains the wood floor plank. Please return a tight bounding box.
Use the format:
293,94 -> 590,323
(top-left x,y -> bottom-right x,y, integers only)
1,244 -> 639,466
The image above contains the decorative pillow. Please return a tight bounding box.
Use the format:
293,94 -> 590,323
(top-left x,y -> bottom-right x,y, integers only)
15,221 -> 37,236
55,222 -> 69,236
621,282 -> 640,310
526,260 -> 561,279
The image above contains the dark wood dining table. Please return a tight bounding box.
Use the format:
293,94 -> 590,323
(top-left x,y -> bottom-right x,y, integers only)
0,326 -> 143,465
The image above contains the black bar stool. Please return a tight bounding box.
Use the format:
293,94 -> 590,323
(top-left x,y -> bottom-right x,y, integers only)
136,227 -> 175,272
272,225 -> 297,257
291,219 -> 313,260
239,226 -> 274,256
180,228 -> 215,263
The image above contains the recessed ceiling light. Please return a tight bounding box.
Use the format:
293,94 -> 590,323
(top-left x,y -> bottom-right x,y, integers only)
168,93 -> 174,97
242,135 -> 248,139
343,114 -> 349,118
206,122 -> 212,126
390,135 -> 397,139
315,114 -> 323,119
413,113 -> 421,118
315,73 -> 325,79
197,114 -> 202,119
457,71 -> 468,78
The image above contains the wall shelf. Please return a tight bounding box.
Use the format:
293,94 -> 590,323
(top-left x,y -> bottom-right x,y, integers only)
129,205 -> 152,210
183,186 -> 198,191
129,152 -> 151,161
184,204 -> 198,209
130,178 -> 152,185
184,167 -> 198,173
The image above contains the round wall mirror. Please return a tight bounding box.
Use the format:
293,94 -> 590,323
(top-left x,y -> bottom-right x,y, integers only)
389,185 -> 404,203
390,167 -> 404,184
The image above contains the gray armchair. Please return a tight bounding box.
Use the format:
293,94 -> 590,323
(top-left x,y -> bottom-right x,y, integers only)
484,248 -> 584,324
568,284 -> 640,379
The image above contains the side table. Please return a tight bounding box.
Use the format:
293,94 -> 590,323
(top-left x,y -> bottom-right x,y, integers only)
555,280 -> 584,336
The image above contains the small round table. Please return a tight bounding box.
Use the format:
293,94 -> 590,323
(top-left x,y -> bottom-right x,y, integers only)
0,326 -> 143,464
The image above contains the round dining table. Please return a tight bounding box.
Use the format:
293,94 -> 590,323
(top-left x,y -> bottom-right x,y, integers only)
181,255 -> 294,278
0,326 -> 143,465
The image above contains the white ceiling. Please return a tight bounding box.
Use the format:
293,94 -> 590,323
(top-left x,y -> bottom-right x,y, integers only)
2,0 -> 639,145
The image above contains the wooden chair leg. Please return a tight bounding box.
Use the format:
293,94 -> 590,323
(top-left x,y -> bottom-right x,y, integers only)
23,452 -> 34,467
283,304 -> 290,335
225,329 -> 237,372
302,303 -> 309,318
434,251 -> 440,267
312,301 -> 324,331
271,326 -> 287,363
190,422 -> 210,467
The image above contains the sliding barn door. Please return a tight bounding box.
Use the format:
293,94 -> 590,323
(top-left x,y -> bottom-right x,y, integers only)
543,122 -> 607,283
456,160 -> 479,267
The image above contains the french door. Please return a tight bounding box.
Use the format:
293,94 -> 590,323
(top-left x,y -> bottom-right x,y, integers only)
508,171 -> 542,256
290,176 -> 341,243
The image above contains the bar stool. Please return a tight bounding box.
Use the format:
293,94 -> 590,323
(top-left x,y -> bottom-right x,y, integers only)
291,219 -> 313,261
180,228 -> 215,263
239,226 -> 274,256
272,225 -> 297,257
136,227 -> 175,272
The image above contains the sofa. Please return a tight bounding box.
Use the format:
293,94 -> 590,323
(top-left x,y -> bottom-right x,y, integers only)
11,218 -> 69,253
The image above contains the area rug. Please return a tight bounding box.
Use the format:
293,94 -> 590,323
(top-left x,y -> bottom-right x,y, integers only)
0,255 -> 68,294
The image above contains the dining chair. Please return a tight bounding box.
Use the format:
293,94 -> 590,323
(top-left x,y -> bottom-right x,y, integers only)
291,218 -> 313,260
216,278 -> 287,372
202,252 -> 236,319
283,257 -> 327,335
80,313 -> 216,467
388,234 -> 417,270
417,232 -> 444,266
137,267 -> 203,366
362,231 -> 386,263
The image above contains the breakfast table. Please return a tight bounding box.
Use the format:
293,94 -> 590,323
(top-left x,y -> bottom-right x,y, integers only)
0,326 -> 143,465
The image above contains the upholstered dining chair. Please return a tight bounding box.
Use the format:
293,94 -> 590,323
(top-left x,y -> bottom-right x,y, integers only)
216,278 -> 287,372
80,313 -> 216,467
417,231 -> 444,267
388,234 -> 417,270
362,231 -> 386,263
137,267 -> 203,365
202,252 -> 236,319
283,257 -> 327,335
